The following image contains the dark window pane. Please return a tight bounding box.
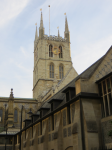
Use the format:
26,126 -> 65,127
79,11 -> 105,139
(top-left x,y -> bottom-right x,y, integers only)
40,111 -> 42,118
105,95 -> 109,116
67,105 -> 71,124
98,83 -> 102,96
109,93 -> 112,115
0,109 -> 3,122
101,98 -> 105,118
14,109 -> 18,122
51,103 -> 53,111
103,81 -> 106,95
66,91 -> 70,102
49,45 -> 53,57
107,78 -> 111,93
52,114 -> 54,130
70,89 -> 76,99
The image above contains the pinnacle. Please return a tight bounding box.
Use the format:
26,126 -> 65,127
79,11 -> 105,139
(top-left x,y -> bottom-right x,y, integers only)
35,26 -> 38,40
58,29 -> 60,37
9,88 -> 14,99
40,12 -> 43,29
65,16 -> 69,33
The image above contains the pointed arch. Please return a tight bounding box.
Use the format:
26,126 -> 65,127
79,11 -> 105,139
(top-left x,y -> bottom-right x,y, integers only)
49,45 -> 53,57
59,64 -> 64,79
49,62 -> 54,78
59,46 -> 63,58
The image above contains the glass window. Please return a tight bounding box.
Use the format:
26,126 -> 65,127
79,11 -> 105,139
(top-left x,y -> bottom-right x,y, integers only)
103,81 -> 106,95
66,91 -> 70,102
67,105 -> 71,124
105,95 -> 109,116
49,45 -> 53,57
49,63 -> 54,78
14,109 -> 18,123
51,103 -> 53,111
59,64 -> 64,79
107,78 -> 111,93
109,93 -> 112,115
0,109 -> 3,122
101,98 -> 105,118
98,83 -> 102,96
59,46 -> 63,58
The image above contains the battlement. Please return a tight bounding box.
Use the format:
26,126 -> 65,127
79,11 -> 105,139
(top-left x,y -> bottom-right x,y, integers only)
43,34 -> 66,42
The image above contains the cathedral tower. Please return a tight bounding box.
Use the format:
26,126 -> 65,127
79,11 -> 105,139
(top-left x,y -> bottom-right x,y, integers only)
33,13 -> 78,100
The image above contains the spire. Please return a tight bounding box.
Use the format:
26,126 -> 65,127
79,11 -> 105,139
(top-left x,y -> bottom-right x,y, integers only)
39,12 -> 44,39
65,16 -> 69,33
40,12 -> 43,29
58,29 -> 60,37
9,88 -> 14,99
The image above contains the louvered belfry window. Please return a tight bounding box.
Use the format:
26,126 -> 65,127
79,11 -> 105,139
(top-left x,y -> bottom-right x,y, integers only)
59,46 -> 62,58
0,109 -> 3,122
59,64 -> 64,79
50,63 -> 54,78
49,45 -> 53,57
14,109 -> 18,123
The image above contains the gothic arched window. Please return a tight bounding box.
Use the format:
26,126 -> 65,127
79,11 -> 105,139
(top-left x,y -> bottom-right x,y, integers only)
49,63 -> 54,78
0,109 -> 3,122
14,109 -> 18,123
59,46 -> 63,58
49,45 -> 53,57
59,64 -> 64,79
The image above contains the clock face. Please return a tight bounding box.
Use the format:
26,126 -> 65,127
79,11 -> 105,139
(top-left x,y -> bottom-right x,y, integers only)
52,46 -> 61,55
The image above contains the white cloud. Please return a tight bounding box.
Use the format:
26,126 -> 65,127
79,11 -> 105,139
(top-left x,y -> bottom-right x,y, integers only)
0,0 -> 30,27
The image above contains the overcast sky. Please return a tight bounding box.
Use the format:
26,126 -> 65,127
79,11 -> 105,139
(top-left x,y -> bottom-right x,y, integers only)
0,0 -> 112,98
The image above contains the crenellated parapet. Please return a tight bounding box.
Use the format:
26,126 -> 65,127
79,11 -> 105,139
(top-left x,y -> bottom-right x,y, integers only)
43,35 -> 66,42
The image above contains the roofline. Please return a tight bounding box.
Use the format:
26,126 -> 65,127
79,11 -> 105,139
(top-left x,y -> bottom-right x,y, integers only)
0,97 -> 37,100
17,92 -> 101,134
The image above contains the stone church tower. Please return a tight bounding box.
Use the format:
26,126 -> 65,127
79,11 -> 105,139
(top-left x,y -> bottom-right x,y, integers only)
33,12 -> 78,99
